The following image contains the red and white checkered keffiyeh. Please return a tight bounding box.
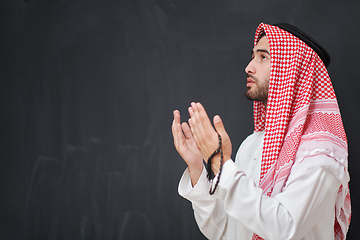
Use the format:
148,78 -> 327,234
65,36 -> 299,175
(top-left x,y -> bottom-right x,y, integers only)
251,23 -> 351,240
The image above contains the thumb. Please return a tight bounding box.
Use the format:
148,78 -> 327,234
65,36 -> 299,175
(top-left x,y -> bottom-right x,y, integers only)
213,115 -> 225,135
213,115 -> 232,160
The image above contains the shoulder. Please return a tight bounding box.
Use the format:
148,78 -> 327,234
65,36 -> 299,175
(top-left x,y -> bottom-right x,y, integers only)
235,131 -> 264,165
239,131 -> 265,150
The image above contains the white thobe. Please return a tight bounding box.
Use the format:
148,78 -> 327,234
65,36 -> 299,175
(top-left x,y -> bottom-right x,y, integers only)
178,131 -> 342,240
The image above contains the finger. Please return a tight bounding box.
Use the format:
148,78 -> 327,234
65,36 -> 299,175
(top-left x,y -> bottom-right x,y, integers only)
213,115 -> 226,136
188,118 -> 199,143
196,102 -> 213,130
193,102 -> 218,147
213,115 -> 231,146
190,102 -> 205,135
172,110 -> 186,148
182,122 -> 194,140
188,106 -> 197,132
188,117 -> 193,129
213,115 -> 232,160
172,110 -> 180,140
173,110 -> 181,124
188,104 -> 194,117
171,118 -> 176,139
172,119 -> 180,146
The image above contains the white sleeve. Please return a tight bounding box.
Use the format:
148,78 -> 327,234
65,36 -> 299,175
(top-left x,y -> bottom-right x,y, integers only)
213,155 -> 341,240
178,166 -> 228,240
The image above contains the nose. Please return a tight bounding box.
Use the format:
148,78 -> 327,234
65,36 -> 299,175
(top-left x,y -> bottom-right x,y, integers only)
245,59 -> 256,75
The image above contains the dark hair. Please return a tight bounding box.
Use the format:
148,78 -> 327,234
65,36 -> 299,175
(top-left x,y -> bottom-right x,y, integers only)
258,31 -> 266,40
273,23 -> 330,67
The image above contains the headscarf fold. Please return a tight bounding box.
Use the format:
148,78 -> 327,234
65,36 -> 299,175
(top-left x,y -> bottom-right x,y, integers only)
251,23 -> 351,240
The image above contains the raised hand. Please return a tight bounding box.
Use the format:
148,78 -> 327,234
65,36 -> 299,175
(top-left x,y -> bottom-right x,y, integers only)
188,102 -> 232,175
172,110 -> 203,186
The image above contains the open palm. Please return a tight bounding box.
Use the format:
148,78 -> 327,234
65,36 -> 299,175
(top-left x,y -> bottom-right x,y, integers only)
172,110 -> 203,167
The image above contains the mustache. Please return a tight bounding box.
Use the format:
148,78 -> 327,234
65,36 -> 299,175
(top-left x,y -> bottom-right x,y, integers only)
247,74 -> 258,82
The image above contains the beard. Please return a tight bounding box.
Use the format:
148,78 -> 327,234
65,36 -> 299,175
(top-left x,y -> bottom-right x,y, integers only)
245,76 -> 269,104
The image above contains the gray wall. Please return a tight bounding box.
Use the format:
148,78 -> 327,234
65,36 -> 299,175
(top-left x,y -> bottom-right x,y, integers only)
1,0 -> 359,239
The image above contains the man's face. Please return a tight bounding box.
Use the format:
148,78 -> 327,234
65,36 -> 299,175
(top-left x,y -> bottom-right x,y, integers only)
245,36 -> 271,106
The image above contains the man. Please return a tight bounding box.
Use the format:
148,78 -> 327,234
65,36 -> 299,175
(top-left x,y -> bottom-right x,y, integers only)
172,23 -> 351,239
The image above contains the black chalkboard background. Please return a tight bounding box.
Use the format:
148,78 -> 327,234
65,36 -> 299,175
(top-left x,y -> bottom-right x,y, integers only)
1,0 -> 359,239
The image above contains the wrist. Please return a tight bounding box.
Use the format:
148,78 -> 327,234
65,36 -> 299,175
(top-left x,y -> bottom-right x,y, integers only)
212,154 -> 231,175
211,154 -> 221,175
188,161 -> 203,187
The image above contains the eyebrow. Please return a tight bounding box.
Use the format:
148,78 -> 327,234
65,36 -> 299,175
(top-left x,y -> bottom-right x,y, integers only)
251,49 -> 271,57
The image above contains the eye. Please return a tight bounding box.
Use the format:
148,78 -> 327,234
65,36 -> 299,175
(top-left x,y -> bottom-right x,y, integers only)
261,55 -> 267,60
